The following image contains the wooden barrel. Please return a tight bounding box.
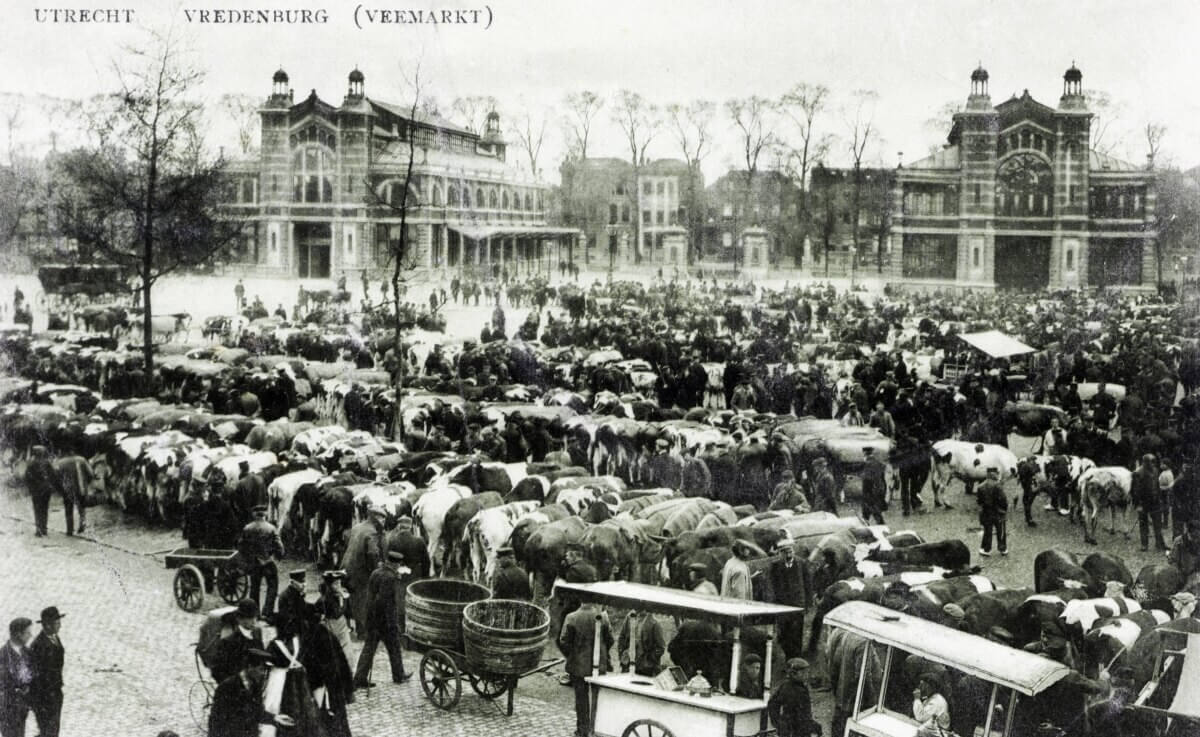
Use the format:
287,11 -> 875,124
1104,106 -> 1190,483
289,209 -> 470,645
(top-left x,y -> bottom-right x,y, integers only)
405,579 -> 491,651
462,599 -> 550,676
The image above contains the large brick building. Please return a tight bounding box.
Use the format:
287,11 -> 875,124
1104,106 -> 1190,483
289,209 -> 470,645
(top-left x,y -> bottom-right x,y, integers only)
558,157 -> 700,270
224,69 -> 576,280
889,65 -> 1157,292
699,170 -> 804,268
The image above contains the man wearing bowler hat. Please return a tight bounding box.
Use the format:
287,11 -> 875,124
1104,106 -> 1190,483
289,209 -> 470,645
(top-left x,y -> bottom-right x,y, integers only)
30,607 -> 65,737
274,569 -> 312,640
237,505 -> 285,618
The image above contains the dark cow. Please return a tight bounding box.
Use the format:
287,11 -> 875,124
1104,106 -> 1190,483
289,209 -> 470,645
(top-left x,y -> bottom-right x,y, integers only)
1002,401 -> 1068,437
1081,551 -> 1132,595
958,588 -> 1033,639
505,475 -> 550,504
523,515 -> 588,598
441,491 -> 503,574
509,504 -> 570,564
667,620 -> 772,686
1133,563 -> 1184,602
865,539 -> 971,571
660,525 -> 784,585
1035,549 -> 1095,594
1013,588 -> 1092,645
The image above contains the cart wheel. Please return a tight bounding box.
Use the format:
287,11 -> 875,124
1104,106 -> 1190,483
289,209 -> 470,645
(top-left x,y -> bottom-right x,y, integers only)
419,649 -> 461,710
215,566 -> 250,605
174,564 -> 206,612
188,680 -> 212,734
469,673 -> 509,700
621,719 -> 675,737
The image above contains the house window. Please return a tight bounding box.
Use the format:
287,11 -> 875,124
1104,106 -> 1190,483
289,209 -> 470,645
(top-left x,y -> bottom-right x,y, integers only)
448,185 -> 460,207
643,233 -> 652,251
973,183 -> 980,205
489,189 -> 498,209
656,182 -> 665,195
609,204 -> 618,225
346,231 -> 354,254
643,181 -> 652,195
973,247 -> 980,268
431,185 -> 442,207
722,232 -> 733,248
621,205 -> 630,223
615,183 -> 625,196
475,188 -> 484,208
525,193 -> 533,210
642,210 -> 651,225
502,190 -> 509,209
292,146 -> 334,203
463,187 -> 471,208
656,210 -> 664,225
270,232 -> 277,251
1065,249 -> 1074,270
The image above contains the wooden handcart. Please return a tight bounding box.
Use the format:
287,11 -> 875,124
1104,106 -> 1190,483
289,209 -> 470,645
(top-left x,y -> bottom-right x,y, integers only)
403,579 -> 563,716
165,547 -> 250,612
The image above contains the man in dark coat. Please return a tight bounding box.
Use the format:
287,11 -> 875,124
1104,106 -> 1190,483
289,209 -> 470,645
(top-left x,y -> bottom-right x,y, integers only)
976,467 -> 1008,556
234,463 -> 267,514
384,515 -> 429,579
860,446 -> 887,524
203,488 -> 241,550
51,455 -> 91,536
29,607 -> 65,737
1133,454 -> 1168,552
353,550 -> 411,687
340,507 -> 386,639
24,446 -> 62,537
0,618 -> 34,737
810,458 -> 838,514
646,439 -> 682,491
768,540 -> 811,660
210,599 -> 267,685
490,546 -> 532,601
680,447 -> 713,499
559,600 -> 613,737
768,658 -> 821,737
617,610 -> 664,677
273,570 -> 312,641
237,505 -> 285,618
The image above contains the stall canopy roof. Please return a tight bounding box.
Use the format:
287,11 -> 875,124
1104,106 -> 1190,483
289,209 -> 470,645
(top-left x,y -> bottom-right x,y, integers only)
826,602 -> 1069,696
447,224 -> 582,241
554,581 -> 802,625
958,330 -> 1035,358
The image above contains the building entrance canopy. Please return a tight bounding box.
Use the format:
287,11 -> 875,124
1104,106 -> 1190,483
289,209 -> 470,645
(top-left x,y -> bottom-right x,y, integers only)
958,330 -> 1035,358
447,224 -> 581,241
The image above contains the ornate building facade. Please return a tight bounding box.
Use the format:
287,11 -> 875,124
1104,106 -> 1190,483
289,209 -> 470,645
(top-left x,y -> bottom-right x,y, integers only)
889,65 -> 1157,292
224,69 -> 576,280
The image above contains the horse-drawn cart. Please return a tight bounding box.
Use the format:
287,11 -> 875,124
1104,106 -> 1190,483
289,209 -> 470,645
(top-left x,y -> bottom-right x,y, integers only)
165,547 -> 250,612
555,580 -> 803,737
403,579 -> 562,716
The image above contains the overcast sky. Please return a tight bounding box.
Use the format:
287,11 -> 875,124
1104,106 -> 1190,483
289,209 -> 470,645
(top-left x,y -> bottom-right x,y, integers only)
7,0 -> 1200,182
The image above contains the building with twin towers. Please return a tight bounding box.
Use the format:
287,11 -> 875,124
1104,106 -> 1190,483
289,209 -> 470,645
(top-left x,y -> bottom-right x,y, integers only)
224,68 -> 578,280
890,64 -> 1157,292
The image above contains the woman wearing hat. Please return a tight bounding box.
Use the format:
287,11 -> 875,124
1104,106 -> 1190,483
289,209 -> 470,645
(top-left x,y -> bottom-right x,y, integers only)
316,571 -> 356,671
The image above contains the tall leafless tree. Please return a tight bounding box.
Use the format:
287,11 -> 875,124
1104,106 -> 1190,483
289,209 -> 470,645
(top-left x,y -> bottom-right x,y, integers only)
612,90 -> 661,264
665,100 -> 714,262
51,26 -> 245,374
843,89 -> 880,277
1085,89 -> 1126,157
1145,122 -> 1167,168
726,96 -> 776,267
219,94 -> 260,155
450,95 -> 498,135
0,104 -> 39,249
510,105 -> 550,179
562,91 -> 603,161
778,83 -> 833,263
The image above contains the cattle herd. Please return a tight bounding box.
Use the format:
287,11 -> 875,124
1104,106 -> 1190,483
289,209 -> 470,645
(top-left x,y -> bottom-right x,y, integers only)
2,275 -> 1200,736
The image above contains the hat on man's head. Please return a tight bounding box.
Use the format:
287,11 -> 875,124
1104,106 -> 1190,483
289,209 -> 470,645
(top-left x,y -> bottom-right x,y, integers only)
786,657 -> 810,671
687,562 -> 709,575
743,653 -> 763,667
497,545 -> 514,556
252,504 -> 269,515
38,607 -> 64,624
321,569 -> 346,582
387,550 -> 406,563
236,598 -> 260,619
245,648 -> 274,666
288,569 -> 306,583
812,457 -> 828,467
942,603 -> 965,621
773,538 -> 795,553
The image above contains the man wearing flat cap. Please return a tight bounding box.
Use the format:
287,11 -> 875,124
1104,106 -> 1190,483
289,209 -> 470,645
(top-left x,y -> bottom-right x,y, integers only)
238,505 -> 285,619
354,550 -> 411,688
491,546 -> 532,601
30,607 -> 65,737
768,658 -> 821,737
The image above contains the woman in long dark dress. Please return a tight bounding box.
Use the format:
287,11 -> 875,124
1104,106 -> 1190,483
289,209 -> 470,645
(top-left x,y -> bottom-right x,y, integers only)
264,630 -> 328,737
304,572 -> 356,737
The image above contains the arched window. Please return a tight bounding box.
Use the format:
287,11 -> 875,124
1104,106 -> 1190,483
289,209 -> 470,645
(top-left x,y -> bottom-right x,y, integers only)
502,190 -> 509,209
525,193 -> 533,211
995,153 -> 1053,217
448,185 -> 460,207
292,146 -> 335,203
475,188 -> 484,209
431,184 -> 442,207
463,187 -> 472,208
489,188 -> 498,209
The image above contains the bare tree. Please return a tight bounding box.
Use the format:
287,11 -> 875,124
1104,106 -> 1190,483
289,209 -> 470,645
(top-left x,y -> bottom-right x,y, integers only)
450,95 -> 497,134
921,99 -> 962,156
219,94 -> 260,155
778,83 -> 834,262
665,100 -> 714,261
510,105 -> 550,179
1085,89 -> 1126,157
360,64 -> 429,440
726,95 -> 777,267
1145,122 -> 1167,167
612,90 -> 661,264
562,91 -> 603,161
0,104 -> 40,249
52,26 -> 245,374
843,89 -> 880,277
